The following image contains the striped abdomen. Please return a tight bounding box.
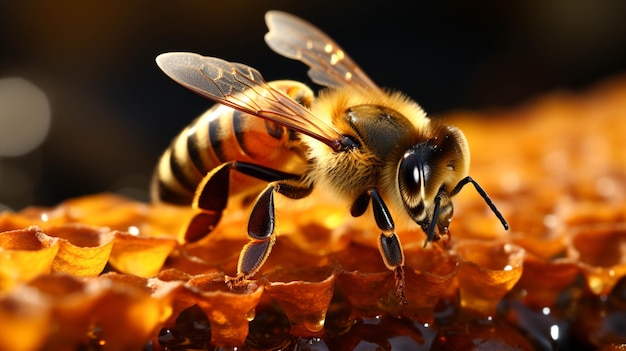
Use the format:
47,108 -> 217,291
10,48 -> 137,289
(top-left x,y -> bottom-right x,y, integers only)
152,82 -> 312,205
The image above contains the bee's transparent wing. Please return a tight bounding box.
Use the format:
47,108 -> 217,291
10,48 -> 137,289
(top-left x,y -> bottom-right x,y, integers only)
156,52 -> 344,150
265,11 -> 382,93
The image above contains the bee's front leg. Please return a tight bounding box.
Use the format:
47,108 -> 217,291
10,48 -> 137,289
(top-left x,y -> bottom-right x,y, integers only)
226,178 -> 313,287
351,188 -> 407,306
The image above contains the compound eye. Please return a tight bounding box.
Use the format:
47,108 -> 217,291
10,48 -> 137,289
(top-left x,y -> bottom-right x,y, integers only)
398,152 -> 423,197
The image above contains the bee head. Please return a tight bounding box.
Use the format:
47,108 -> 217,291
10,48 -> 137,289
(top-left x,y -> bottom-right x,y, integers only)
396,125 -> 469,223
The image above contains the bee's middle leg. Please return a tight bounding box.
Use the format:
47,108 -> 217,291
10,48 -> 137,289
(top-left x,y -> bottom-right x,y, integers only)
228,178 -> 313,286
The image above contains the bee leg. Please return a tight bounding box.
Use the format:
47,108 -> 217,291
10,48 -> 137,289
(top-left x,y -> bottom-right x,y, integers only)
352,188 -> 407,306
225,184 -> 276,287
450,176 -> 509,230
185,161 -> 303,242
184,163 -> 233,242
424,194 -> 442,246
227,179 -> 313,287
350,191 -> 371,217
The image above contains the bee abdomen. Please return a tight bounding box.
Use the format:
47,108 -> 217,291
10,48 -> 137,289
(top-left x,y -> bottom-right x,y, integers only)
152,105 -> 240,205
152,104 -> 300,205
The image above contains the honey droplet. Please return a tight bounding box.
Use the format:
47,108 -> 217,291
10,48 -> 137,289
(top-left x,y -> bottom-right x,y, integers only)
303,313 -> 326,333
246,308 -> 256,322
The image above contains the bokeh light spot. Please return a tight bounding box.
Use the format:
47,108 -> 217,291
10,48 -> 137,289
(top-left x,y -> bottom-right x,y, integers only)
0,77 -> 51,156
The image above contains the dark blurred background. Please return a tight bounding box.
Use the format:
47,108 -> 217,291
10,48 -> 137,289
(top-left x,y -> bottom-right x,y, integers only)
1,0 -> 625,211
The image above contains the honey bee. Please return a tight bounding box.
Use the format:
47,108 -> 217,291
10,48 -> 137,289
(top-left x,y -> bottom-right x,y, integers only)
154,10 -> 508,304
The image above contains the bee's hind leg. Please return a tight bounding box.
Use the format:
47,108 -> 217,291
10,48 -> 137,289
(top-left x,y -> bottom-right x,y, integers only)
187,161 -> 313,286
185,160 -> 311,286
184,161 -> 305,243
183,163 -> 233,242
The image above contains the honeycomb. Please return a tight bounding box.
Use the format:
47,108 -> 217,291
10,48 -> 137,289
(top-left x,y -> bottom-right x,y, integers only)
1,75 -> 625,350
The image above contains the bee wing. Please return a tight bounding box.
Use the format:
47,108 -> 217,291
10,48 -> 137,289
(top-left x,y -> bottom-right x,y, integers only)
265,11 -> 383,93
156,52 -> 344,150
